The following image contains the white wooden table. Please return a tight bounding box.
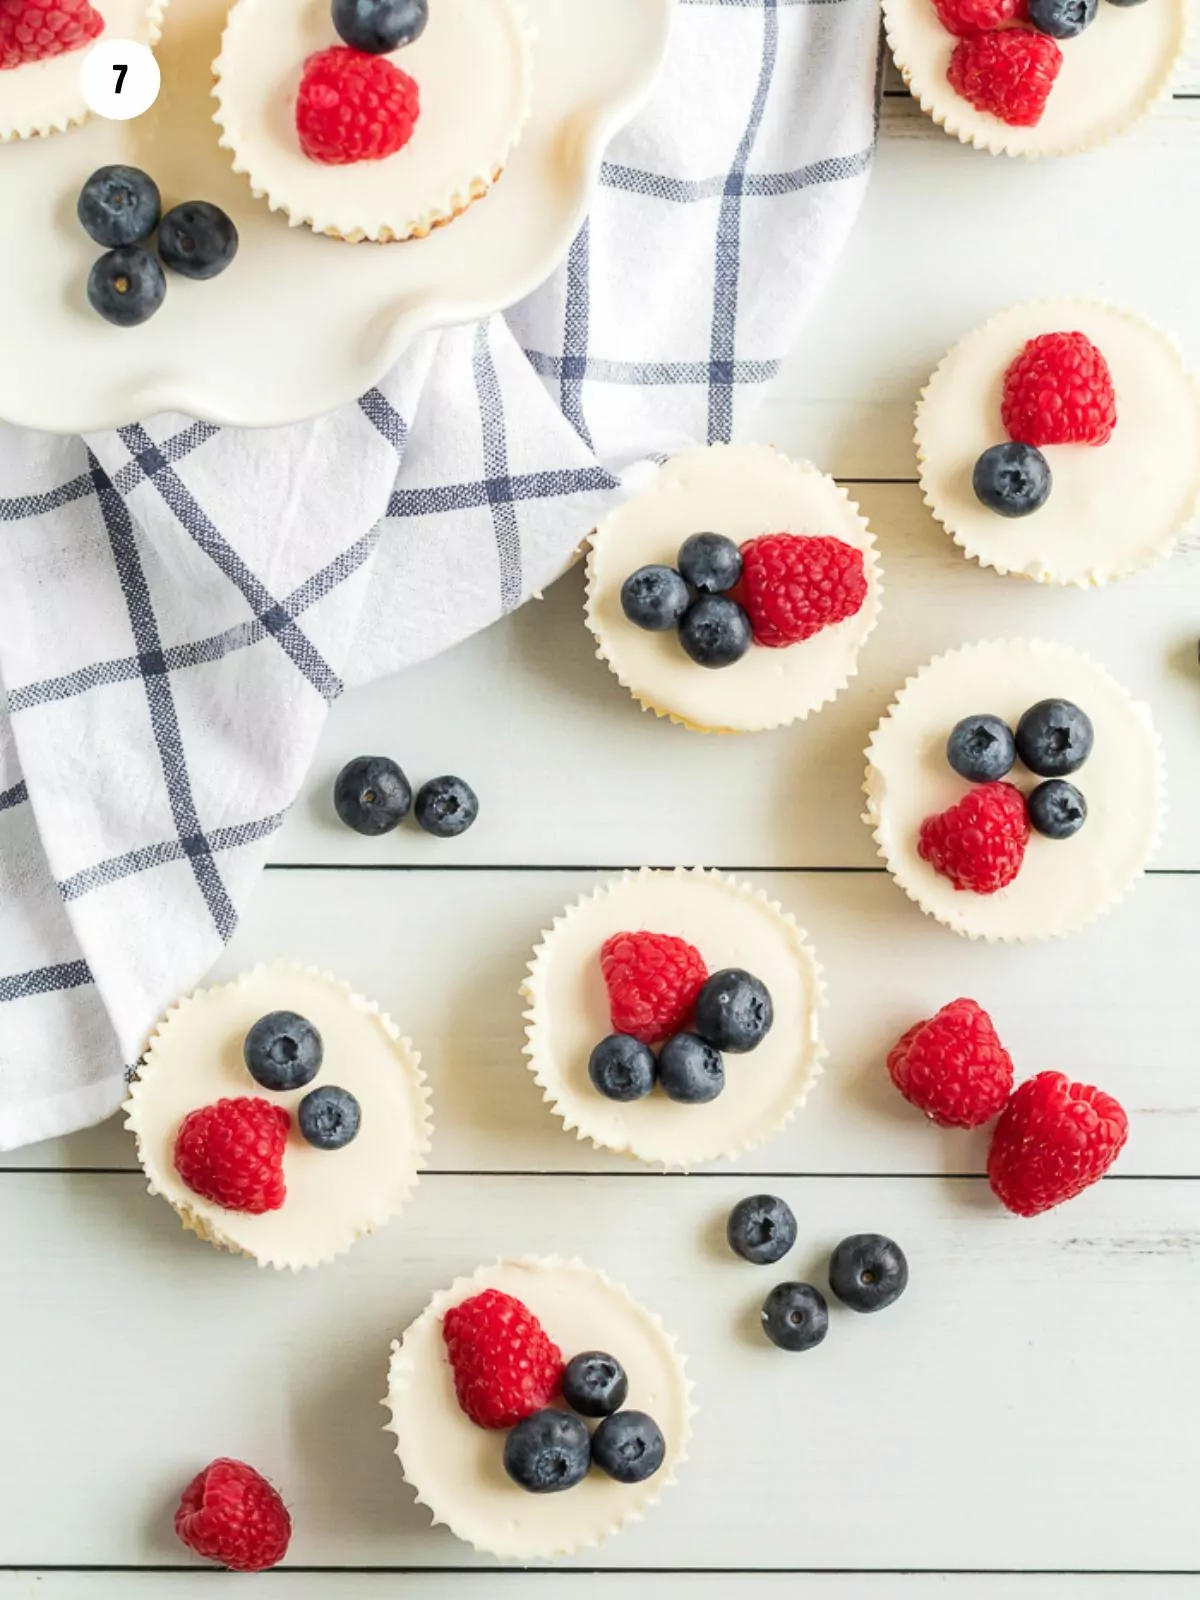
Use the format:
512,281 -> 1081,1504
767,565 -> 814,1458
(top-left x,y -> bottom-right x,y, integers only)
4,54 -> 1200,1598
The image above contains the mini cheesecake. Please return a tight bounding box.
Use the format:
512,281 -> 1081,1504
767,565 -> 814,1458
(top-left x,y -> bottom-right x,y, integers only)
213,0 -> 534,242
384,1256 -> 694,1561
125,963 -> 432,1269
522,868 -> 826,1166
864,639 -> 1164,941
917,299 -> 1200,586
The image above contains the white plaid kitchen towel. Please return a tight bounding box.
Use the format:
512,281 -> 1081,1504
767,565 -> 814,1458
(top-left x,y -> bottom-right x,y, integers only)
0,0 -> 882,1149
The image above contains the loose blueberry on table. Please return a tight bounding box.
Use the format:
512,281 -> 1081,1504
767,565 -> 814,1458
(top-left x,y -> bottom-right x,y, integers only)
414,775 -> 479,837
78,165 -> 161,249
727,1193 -> 798,1265
298,1084 -> 362,1149
761,1282 -> 829,1352
333,754 -> 413,835
562,1351 -> 630,1417
828,1233 -> 908,1313
244,1010 -> 324,1091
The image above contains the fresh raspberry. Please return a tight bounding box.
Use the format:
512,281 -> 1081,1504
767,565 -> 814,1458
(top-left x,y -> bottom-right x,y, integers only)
988,1071 -> 1128,1216
295,46 -> 420,166
175,1458 -> 291,1573
947,29 -> 1062,128
173,1097 -> 289,1215
600,930 -> 708,1045
932,0 -> 1027,36
0,0 -> 103,70
737,534 -> 868,649
887,998 -> 1014,1128
1001,332 -> 1118,447
918,781 -> 1030,896
442,1289 -> 564,1430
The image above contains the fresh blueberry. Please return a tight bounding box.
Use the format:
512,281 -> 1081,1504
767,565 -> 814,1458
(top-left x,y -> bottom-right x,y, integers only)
243,1010 -> 323,1092
1028,0 -> 1097,35
157,202 -> 239,281
678,596 -> 753,669
503,1409 -> 591,1494
972,443 -> 1052,517
1028,779 -> 1087,839
414,775 -> 479,838
87,248 -> 166,327
678,532 -> 743,595
946,714 -> 1017,783
591,1410 -> 665,1484
658,1033 -> 725,1103
77,165 -> 161,248
828,1233 -> 908,1313
620,565 -> 690,632
562,1351 -> 629,1418
1015,699 -> 1094,778
727,1194 -> 798,1266
297,1085 -> 361,1150
333,755 -> 412,836
332,0 -> 428,52
761,1282 -> 829,1352
694,969 -> 773,1054
588,1034 -> 656,1103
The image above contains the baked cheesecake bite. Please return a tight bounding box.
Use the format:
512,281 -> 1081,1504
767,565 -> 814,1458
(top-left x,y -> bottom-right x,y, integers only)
864,640 -> 1164,941
384,1256 -> 694,1561
0,0 -> 167,141
125,963 -> 432,1269
522,868 -> 826,1167
213,0 -> 534,242
883,0 -> 1186,156
917,300 -> 1200,586
585,444 -> 883,734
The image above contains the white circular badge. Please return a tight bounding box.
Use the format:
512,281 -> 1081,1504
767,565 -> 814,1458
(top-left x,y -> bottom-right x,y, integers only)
79,39 -> 161,121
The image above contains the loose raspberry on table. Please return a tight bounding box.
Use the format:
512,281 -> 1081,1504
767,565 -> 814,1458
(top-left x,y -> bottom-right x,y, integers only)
0,0 -> 102,70
887,998 -> 1014,1128
600,930 -> 708,1045
442,1289 -> 564,1430
173,1097 -> 290,1215
918,781 -> 1030,896
295,46 -> 420,166
737,533 -> 868,649
988,1070 -> 1128,1216
175,1458 -> 291,1573
1001,331 -> 1118,447
947,29 -> 1062,129
932,0 -> 1028,36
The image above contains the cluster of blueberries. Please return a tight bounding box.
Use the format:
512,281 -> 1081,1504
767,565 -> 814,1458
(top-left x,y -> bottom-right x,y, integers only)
334,756 -> 479,839
244,1010 -> 360,1150
504,1351 -> 665,1494
589,969 -> 773,1106
947,697 -> 1094,839
620,532 -> 753,669
726,1196 -> 908,1352
78,166 -> 238,327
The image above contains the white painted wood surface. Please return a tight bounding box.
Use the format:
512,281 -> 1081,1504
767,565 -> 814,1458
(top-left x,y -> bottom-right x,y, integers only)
5,55 -> 1200,1597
